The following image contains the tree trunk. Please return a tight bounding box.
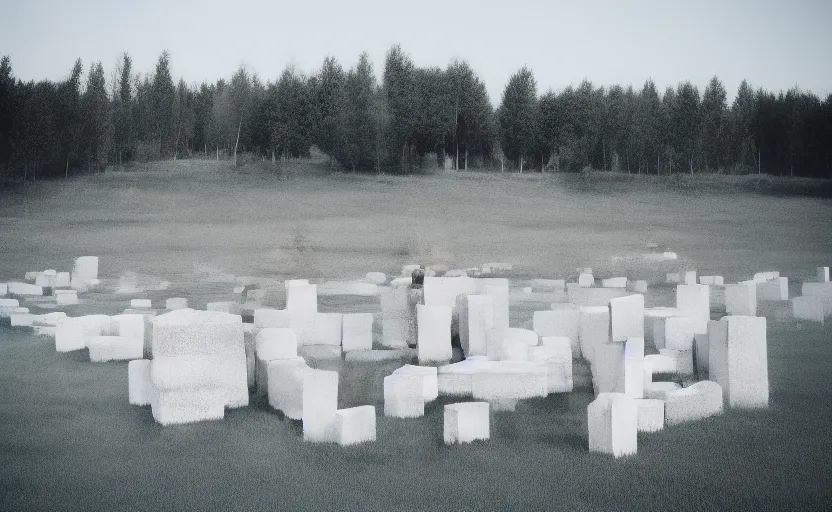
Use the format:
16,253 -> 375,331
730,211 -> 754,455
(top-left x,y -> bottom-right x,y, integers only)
216,145 -> 219,161
234,117 -> 242,167
500,154 -> 504,173
464,146 -> 468,171
65,156 -> 69,179
520,156 -> 524,174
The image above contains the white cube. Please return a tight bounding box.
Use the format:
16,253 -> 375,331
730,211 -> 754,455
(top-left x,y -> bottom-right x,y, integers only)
417,304 -> 452,364
587,393 -> 638,458
725,282 -> 757,316
334,406 -> 377,446
676,284 -> 710,334
664,381 -> 724,426
302,368 -> 339,442
578,272 -> 594,287
267,357 -> 308,419
801,282 -> 832,316
792,296 -> 824,323
128,359 -> 154,405
310,313 -> 342,346
72,256 -> 99,281
384,373 -> 425,418
644,307 -> 678,349
708,316 -> 768,409
444,402 -> 490,444
609,295 -> 644,342
533,305 -> 580,358
393,365 -> 439,401
55,272 -> 71,288
683,271 -> 697,285
478,279 -> 510,334
341,313 -> 374,352
658,348 -> 694,376
663,316 -> 696,351
635,398 -> 665,432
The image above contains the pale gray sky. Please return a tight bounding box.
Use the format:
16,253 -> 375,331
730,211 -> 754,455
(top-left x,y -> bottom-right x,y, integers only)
2,0 -> 830,103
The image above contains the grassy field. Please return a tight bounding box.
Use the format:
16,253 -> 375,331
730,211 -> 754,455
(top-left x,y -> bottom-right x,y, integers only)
1,159 -> 831,511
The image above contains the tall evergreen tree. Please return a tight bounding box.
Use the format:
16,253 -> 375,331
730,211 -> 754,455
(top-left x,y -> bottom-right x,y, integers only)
498,66 -> 539,170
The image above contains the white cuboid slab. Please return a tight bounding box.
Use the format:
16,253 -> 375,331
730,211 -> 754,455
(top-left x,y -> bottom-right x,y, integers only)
664,381 -> 724,426
302,368 -> 339,443
130,299 -> 152,309
471,362 -> 548,404
791,296 -> 824,323
676,284 -> 710,335
478,279 -> 510,334
128,359 -> 154,405
458,294 -> 494,357
310,312 -> 343,346
287,283 -> 318,345
8,282 -> 44,296
254,308 -> 290,329
55,315 -> 111,352
365,272 -> 387,285
533,305 -> 580,358
587,392 -> 638,458
384,373 -> 425,418
635,398 -> 665,432
653,316 -> 696,351
55,290 -> 79,305
417,304 -> 452,364
267,357 -> 308,420
151,387 -> 226,426
334,405 -> 377,446
392,364 -> 439,401
165,297 -> 188,310
342,313 -> 374,352
500,339 -> 530,361
708,315 -> 769,409
725,283 -> 757,316
530,340 -> 573,393
623,337 -> 645,399
444,402 -> 490,444
88,335 -> 143,362
601,277 -> 627,288
579,306 -> 610,365
609,294 -> 644,342
437,358 -> 498,397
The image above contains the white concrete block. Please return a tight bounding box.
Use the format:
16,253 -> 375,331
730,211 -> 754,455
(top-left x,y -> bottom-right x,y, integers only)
254,308 -> 290,328
579,306 -> 610,365
568,286 -> 629,307
757,277 -> 788,301
644,307 -> 678,348
471,362 -> 548,403
88,335 -> 143,362
55,272 -> 71,288
533,305 -> 580,358
587,393 -> 637,458
384,373 -> 425,418
55,315 -> 111,352
666,272 -> 681,284
130,299 -> 152,309
531,279 -> 565,291
659,349 -> 694,376
256,328 -> 298,360
444,402 -> 490,444
663,316 -> 696,351
578,272 -> 594,287
500,339 -> 529,361
644,354 -> 677,375
393,365 -> 439,401
676,284 -> 710,334
7,282 -> 43,296
416,304 -> 452,364
287,283 -> 318,345
683,271 -> 697,285
334,406 -> 377,446
792,296 -> 824,323
644,381 -> 681,399
694,331 -> 710,377
635,398 -> 664,432
437,358 -> 498,397
458,295 -> 494,357
302,368 -> 339,442
725,282 -> 757,316
111,314 -> 145,344
341,313 -> 374,352
380,285 -> 411,348
623,337 -> 644,399
708,316 -> 769,409
72,256 -> 99,282
601,277 -> 628,288
818,267 -> 830,283
267,357 -> 308,419
664,381 -> 724,426
310,313 -> 342,346
151,387 -> 226,426
630,280 -> 648,293
609,294 -> 644,342
10,308 -> 33,326
165,297 -> 188,310
128,359 -> 153,405
55,290 -> 79,305
753,271 -> 779,282
801,282 -> 832,315
532,340 -> 573,393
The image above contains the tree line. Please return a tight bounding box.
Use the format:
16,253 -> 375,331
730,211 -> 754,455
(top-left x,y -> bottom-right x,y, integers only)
0,46 -> 830,180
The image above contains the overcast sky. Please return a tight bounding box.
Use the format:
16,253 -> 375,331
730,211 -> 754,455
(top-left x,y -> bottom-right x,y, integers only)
2,0 -> 830,104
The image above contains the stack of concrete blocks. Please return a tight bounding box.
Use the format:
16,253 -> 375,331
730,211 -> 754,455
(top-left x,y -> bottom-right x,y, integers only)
255,328 -> 298,394
128,359 -> 154,405
267,357 -> 309,419
791,296 -> 824,323
458,294 -> 494,358
301,368 -> 339,443
676,284 -> 710,335
471,362 -> 548,411
384,372 -> 427,417
725,282 -> 757,316
757,277 -> 788,302
578,306 -> 610,366
55,314 -> 111,352
55,289 -> 79,305
392,365 -> 439,402
601,277 -> 628,288
87,314 -> 145,362
287,282 -> 318,345
708,315 -> 769,409
534,304 -> 580,358
70,256 -> 99,291
609,295 -> 644,342
635,399 -> 665,432
342,313 -> 374,352
644,307 -> 678,349
532,337 -> 573,393
663,381 -> 724,426
149,309 -> 248,425
801,282 -> 832,316
165,298 -> 188,310
444,402 -> 490,444
587,393 -> 638,458
437,358 -> 498,397
380,283 -> 412,348
578,272 -> 594,287
7,282 -> 44,296
416,304 -> 453,365
333,406 -> 377,446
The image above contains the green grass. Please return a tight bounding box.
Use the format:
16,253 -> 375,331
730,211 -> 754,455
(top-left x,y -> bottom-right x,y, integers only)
1,160 -> 831,511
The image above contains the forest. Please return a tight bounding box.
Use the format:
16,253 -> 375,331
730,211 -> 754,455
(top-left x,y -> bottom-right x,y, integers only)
0,45 -> 830,179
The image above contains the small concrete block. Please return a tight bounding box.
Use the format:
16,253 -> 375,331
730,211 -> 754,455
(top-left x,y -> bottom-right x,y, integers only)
334,406 -> 377,446
635,398 -> 664,432
587,392 -> 637,458
444,402 -> 490,444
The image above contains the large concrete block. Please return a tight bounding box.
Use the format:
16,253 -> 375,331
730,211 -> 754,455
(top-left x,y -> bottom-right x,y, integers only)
256,328 -> 298,361
416,304 -> 452,364
609,295 -> 644,342
579,306 -> 610,365
658,349 -> 694,377
471,362 -> 548,405
791,296 -> 824,323
151,387 -> 226,426
444,402 -> 490,444
725,282 -> 757,316
587,393 -> 638,458
72,256 -> 99,282
534,305 -> 580,358
383,373 -> 425,418
458,295 -> 494,357
477,278 -> 510,334
676,284 -> 710,334
334,406 -> 376,446
757,277 -> 788,301
708,315 -> 768,408
311,313 -> 343,346
267,357 -> 308,419
392,364 -> 438,401
302,368 -> 339,442
801,282 -> 832,315
88,335 -> 143,362
654,316 -> 696,351
287,283 -> 318,345
379,285 -> 411,348
342,313 -> 374,352
530,340 -> 573,393
664,381 -> 724,426
437,358 -> 498,397
7,282 -> 44,296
